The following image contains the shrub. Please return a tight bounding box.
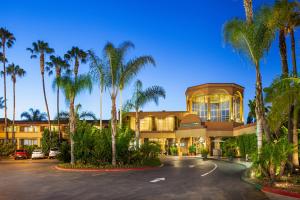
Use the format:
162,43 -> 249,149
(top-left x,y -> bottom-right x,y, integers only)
41,129 -> 59,154
237,134 -> 257,158
169,145 -> 178,156
252,136 -> 293,183
221,137 -> 237,158
57,141 -> 71,163
200,148 -> 209,157
0,142 -> 16,157
24,145 -> 38,155
139,141 -> 161,160
189,145 -> 196,154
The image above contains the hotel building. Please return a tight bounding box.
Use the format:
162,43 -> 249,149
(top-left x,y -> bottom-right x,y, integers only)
125,83 -> 256,155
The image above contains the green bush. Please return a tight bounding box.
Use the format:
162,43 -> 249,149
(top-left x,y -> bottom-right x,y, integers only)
0,143 -> 16,157
41,129 -> 59,154
221,137 -> 237,158
252,136 -> 293,183
169,145 -> 178,156
237,134 -> 257,158
24,145 -> 38,155
188,145 -> 196,154
200,148 -> 209,157
57,141 -> 71,163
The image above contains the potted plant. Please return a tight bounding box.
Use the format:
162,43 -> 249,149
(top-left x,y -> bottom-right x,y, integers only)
188,145 -> 196,156
169,145 -> 178,156
200,148 -> 209,159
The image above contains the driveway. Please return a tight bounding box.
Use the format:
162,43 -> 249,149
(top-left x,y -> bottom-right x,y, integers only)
0,157 -> 290,200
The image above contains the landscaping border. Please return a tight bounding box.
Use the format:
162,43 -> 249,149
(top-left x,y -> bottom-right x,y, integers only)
209,157 -> 300,199
55,164 -> 163,172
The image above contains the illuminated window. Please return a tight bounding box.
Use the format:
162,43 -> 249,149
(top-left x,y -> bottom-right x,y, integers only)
221,101 -> 230,121
192,96 -> 207,121
210,103 -> 219,121
140,117 -> 152,131
156,117 -> 174,131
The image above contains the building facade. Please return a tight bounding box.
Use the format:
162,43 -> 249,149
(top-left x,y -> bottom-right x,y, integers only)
126,83 -> 256,156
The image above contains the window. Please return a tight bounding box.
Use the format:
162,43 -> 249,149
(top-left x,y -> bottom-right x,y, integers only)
156,117 -> 174,131
234,97 -> 241,122
221,101 -> 230,121
210,103 -> 219,121
192,96 -> 207,121
140,117 -> 152,131
23,139 -> 38,146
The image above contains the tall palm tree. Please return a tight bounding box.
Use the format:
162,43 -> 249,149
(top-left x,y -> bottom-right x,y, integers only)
46,55 -> 70,143
224,18 -> 274,151
125,80 -> 165,147
27,40 -> 54,130
55,74 -> 92,164
21,108 -> 47,121
64,47 -> 87,79
243,0 -> 253,24
103,41 -> 156,166
118,42 -> 155,127
6,63 -> 26,143
0,28 -> 15,142
55,104 -> 97,121
88,50 -> 106,130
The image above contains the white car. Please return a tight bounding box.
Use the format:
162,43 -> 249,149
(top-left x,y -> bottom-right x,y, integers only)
31,149 -> 45,159
49,148 -> 60,159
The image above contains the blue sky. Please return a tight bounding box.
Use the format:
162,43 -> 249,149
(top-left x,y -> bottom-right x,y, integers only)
0,0 -> 299,120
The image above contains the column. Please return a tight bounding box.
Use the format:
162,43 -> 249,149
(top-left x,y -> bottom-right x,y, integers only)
230,95 -> 233,121
176,137 -> 182,156
207,96 -> 211,121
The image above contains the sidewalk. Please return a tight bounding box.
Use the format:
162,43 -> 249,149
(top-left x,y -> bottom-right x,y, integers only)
208,156 -> 252,168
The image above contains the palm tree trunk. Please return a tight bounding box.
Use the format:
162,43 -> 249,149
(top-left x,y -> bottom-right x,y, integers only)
69,98 -> 75,165
57,86 -> 61,143
2,44 -> 8,143
255,62 -> 268,152
279,29 -> 289,76
111,95 -> 117,166
119,89 -> 123,127
290,28 -> 297,77
74,59 -> 79,79
99,87 -> 103,131
12,81 -> 16,144
292,107 -> 299,167
135,109 -> 140,148
243,0 -> 253,24
40,54 -> 51,132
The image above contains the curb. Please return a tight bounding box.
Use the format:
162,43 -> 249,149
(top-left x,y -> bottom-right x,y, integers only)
55,164 -> 164,172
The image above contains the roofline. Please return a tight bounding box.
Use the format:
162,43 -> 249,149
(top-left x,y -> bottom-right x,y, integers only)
185,83 -> 244,95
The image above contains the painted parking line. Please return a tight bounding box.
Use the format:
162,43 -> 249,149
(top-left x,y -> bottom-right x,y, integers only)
189,165 -> 195,168
150,177 -> 166,183
201,163 -> 218,177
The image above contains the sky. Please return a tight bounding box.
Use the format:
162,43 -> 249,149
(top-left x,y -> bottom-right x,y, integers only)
0,0 -> 299,121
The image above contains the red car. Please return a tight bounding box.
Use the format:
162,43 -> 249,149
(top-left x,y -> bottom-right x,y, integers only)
14,149 -> 30,160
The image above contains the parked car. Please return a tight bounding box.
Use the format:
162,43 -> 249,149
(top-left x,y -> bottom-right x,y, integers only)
14,149 -> 30,160
49,147 -> 60,159
31,149 -> 45,159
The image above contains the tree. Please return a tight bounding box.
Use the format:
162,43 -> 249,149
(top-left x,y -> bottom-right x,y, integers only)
21,108 -> 47,121
88,50 -> 106,130
118,42 -> 155,127
0,28 -> 15,142
224,17 -> 274,151
55,74 -> 92,164
46,55 -> 70,143
125,80 -> 165,147
55,104 -> 97,121
6,63 -> 26,143
64,47 -> 87,79
103,41 -> 155,166
247,99 -> 256,124
27,40 -> 54,130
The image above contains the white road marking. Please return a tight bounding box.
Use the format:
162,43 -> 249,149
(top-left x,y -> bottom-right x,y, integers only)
189,165 -> 195,168
201,163 -> 218,177
150,177 -> 166,183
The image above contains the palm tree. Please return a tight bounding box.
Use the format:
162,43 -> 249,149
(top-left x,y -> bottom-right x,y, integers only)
46,55 -> 70,143
88,50 -> 106,130
223,18 -> 274,151
125,80 -> 165,147
55,104 -> 97,121
6,63 -> 26,143
247,99 -> 256,124
27,40 -> 54,130
118,42 -> 155,127
0,28 -> 15,142
103,41 -> 156,166
64,47 -> 87,79
21,108 -> 47,121
55,74 -> 92,164
243,0 -> 253,24
265,77 -> 300,166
